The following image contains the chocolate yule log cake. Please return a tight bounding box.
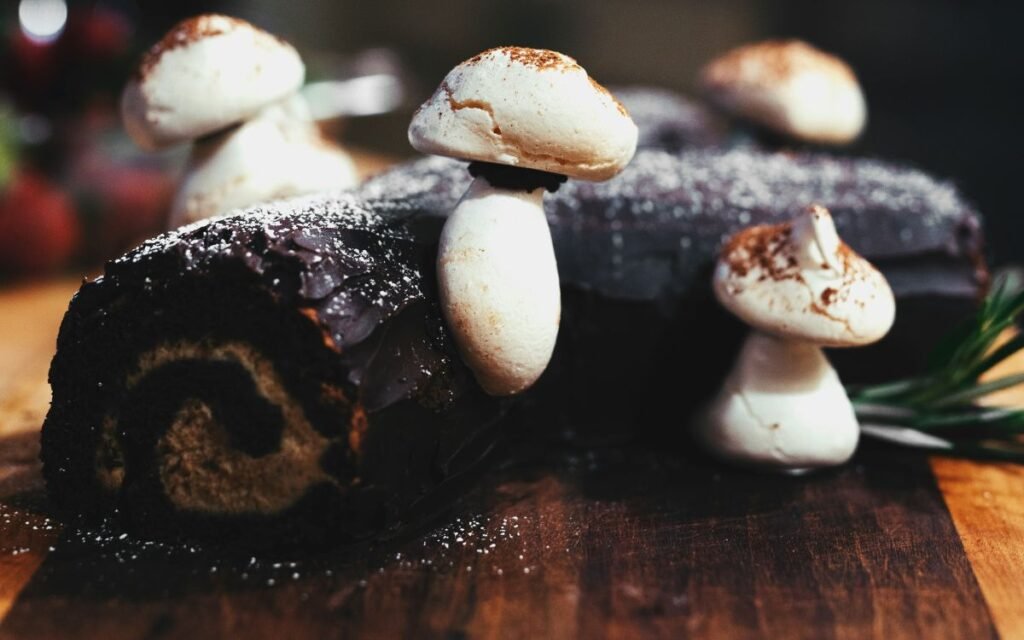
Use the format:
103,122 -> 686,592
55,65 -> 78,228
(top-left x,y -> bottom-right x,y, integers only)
41,26 -> 988,545
358,148 -> 986,437
42,43 -> 642,546
41,143 -> 986,541
42,196 -> 504,547
42,143 -> 986,542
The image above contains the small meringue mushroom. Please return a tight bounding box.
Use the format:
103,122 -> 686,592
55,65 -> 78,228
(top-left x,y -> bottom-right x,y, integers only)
168,95 -> 358,228
122,14 -> 305,151
699,40 -> 867,145
409,46 -> 638,396
694,205 -> 895,471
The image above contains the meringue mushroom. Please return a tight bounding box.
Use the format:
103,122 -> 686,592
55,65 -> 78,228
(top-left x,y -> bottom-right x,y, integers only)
168,95 -> 357,227
408,47 -> 638,396
121,14 -> 359,227
699,40 -> 867,145
694,205 -> 895,471
122,14 -> 305,151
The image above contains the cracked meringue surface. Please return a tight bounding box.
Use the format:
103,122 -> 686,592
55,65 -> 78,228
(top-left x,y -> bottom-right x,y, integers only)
697,205 -> 895,471
121,14 -> 305,151
408,47 -> 637,181
700,40 -> 867,145
714,205 -> 895,347
695,331 -> 860,470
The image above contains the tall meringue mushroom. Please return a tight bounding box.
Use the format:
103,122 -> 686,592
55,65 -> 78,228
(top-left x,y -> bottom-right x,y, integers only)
167,94 -> 356,227
694,205 -> 896,472
121,14 -> 357,228
699,40 -> 867,145
408,47 -> 638,396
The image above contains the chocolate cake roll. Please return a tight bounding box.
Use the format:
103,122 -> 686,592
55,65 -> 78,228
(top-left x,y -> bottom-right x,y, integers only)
359,148 -> 986,438
43,144 -> 987,542
42,194 -> 504,547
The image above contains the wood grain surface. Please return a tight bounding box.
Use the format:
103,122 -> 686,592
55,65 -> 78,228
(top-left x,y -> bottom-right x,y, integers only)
933,459 -> 1024,639
1,278 -> 1023,639
0,280 -> 75,622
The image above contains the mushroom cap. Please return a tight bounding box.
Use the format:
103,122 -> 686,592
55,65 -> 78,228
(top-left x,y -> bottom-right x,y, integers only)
168,96 -> 357,228
408,47 -> 638,181
121,14 -> 305,151
713,205 -> 895,347
699,40 -> 866,145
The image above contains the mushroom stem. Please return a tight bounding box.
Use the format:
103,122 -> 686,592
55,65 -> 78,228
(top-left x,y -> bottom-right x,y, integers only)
694,330 -> 860,471
437,176 -> 560,396
791,204 -> 842,272
168,96 -> 358,228
409,46 -> 637,396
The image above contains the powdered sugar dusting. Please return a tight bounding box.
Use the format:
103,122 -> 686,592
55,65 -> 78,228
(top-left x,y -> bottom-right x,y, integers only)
361,148 -> 981,301
110,191 -> 427,348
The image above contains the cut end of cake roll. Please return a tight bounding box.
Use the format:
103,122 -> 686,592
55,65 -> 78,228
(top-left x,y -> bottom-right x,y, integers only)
42,194 -> 504,548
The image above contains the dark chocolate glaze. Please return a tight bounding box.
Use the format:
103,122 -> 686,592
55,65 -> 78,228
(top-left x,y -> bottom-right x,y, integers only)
42,194 -> 504,548
359,148 -> 987,439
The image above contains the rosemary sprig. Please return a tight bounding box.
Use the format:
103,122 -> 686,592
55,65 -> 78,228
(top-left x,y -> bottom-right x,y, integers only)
849,274 -> 1024,462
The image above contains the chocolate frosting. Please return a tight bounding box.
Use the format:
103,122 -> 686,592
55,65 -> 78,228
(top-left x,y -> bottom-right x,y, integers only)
359,148 -> 985,303
43,193 -> 504,547
359,147 -> 986,440
43,142 -> 990,542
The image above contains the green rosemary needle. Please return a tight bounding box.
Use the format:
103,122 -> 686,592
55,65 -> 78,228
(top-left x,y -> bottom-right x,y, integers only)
849,275 -> 1024,462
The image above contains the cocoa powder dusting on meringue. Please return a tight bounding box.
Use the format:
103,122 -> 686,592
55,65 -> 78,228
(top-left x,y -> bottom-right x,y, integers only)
703,40 -> 857,89
468,47 -> 577,71
134,15 -> 289,81
136,15 -> 236,80
723,223 -> 800,282
588,77 -> 629,116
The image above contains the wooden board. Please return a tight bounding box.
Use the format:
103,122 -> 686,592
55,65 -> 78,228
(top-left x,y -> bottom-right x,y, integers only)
1,279 -> 1023,639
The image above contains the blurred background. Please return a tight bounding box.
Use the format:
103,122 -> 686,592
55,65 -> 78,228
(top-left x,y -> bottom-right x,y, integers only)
1,0 -> 1021,279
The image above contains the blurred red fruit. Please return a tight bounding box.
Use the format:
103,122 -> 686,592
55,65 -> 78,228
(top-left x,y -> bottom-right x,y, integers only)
69,146 -> 175,260
0,171 -> 81,274
65,7 -> 132,59
7,32 -> 60,98
96,165 -> 173,258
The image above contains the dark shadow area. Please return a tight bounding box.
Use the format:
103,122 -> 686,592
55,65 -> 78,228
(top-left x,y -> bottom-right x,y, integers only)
0,429 -> 46,506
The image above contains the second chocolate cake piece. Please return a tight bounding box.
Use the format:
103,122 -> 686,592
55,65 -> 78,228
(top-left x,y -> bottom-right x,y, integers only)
42,142 -> 988,543
611,87 -> 729,152
360,148 -> 986,438
42,194 -> 503,547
